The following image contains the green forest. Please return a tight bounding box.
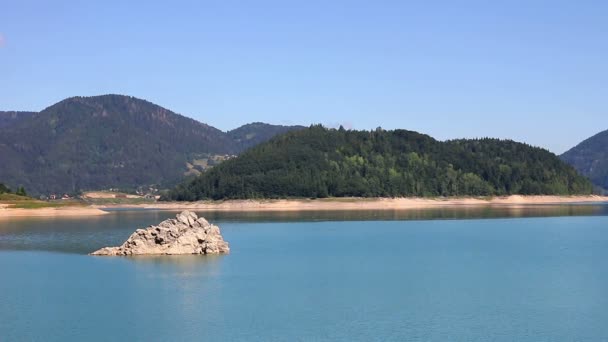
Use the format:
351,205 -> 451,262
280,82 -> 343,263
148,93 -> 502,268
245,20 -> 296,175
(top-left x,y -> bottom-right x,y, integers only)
164,126 -> 593,201
0,183 -> 26,196
0,95 -> 303,195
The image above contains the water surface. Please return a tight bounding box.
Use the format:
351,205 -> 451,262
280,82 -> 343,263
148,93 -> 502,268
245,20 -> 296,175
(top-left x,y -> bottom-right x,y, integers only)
1,207 -> 607,341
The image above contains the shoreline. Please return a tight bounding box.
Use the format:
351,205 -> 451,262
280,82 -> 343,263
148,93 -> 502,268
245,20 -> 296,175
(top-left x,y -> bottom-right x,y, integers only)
0,206 -> 109,218
131,195 -> 608,211
1,195 -> 608,218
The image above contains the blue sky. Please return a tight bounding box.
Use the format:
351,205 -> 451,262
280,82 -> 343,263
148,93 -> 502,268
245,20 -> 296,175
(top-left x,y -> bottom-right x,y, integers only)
1,0 -> 607,153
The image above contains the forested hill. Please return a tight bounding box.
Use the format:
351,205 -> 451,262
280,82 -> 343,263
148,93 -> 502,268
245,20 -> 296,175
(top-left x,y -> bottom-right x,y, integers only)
228,122 -> 306,151
0,111 -> 36,128
164,125 -> 593,200
0,95 -> 303,194
561,129 -> 608,191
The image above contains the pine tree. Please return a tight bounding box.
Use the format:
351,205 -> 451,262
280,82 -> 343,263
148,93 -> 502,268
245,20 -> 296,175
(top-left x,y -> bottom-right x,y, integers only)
16,186 -> 27,196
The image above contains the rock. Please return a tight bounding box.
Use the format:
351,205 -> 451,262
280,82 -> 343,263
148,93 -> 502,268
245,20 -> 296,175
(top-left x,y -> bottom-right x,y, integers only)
90,211 -> 230,256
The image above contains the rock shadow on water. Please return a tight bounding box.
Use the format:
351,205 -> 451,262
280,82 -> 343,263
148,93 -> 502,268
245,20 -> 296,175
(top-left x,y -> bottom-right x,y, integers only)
124,253 -> 226,266
124,254 -> 227,281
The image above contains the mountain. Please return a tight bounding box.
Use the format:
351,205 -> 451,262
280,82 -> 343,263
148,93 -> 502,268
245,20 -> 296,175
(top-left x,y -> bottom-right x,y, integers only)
0,95 -> 303,194
561,129 -> 608,191
0,111 -> 36,128
164,125 -> 592,200
228,122 -> 306,151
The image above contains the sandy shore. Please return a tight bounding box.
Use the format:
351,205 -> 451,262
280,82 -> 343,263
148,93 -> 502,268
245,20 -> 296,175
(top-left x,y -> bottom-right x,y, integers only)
0,206 -> 109,218
112,195 -> 608,211
2,195 -> 607,218
82,191 -> 143,199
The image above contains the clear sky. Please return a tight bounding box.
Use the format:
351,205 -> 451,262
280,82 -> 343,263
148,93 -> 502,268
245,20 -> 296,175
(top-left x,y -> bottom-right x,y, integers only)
1,0 -> 607,153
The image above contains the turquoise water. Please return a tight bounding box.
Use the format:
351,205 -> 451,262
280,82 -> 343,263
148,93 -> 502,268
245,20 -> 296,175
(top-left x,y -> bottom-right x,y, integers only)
1,208 -> 608,341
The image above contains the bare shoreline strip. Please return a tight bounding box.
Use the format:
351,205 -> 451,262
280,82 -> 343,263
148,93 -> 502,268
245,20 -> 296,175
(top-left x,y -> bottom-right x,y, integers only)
1,195 -> 607,218
132,195 -> 608,212
0,206 -> 109,218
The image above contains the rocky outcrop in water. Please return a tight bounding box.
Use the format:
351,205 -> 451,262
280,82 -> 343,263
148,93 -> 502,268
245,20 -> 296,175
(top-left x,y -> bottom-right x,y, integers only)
91,211 -> 229,256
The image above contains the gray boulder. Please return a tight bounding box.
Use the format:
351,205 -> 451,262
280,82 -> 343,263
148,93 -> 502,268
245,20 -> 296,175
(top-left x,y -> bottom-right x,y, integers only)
91,211 -> 230,256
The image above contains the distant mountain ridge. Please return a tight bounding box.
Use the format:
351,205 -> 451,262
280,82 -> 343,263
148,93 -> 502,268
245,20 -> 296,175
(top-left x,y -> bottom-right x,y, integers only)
0,95 -> 304,194
228,122 -> 306,151
561,129 -> 608,191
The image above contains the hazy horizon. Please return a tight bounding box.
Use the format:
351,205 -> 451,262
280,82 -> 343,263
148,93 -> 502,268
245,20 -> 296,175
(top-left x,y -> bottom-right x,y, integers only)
2,1 -> 607,154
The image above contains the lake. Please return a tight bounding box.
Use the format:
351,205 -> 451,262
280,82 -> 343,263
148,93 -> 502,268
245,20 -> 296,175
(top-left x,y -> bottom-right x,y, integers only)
1,206 -> 608,341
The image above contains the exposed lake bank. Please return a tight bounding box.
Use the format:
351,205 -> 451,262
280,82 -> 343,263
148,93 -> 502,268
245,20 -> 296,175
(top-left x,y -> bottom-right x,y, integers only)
0,205 -> 109,218
3,195 -> 608,218
137,195 -> 608,211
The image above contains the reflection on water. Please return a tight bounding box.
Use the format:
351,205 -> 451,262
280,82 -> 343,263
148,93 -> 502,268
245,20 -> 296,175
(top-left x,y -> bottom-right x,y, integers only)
123,253 -> 225,267
125,254 -> 226,281
0,204 -> 607,254
198,204 -> 608,222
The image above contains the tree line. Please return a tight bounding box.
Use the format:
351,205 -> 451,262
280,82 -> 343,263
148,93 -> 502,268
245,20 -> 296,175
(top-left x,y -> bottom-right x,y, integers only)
0,183 -> 27,196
